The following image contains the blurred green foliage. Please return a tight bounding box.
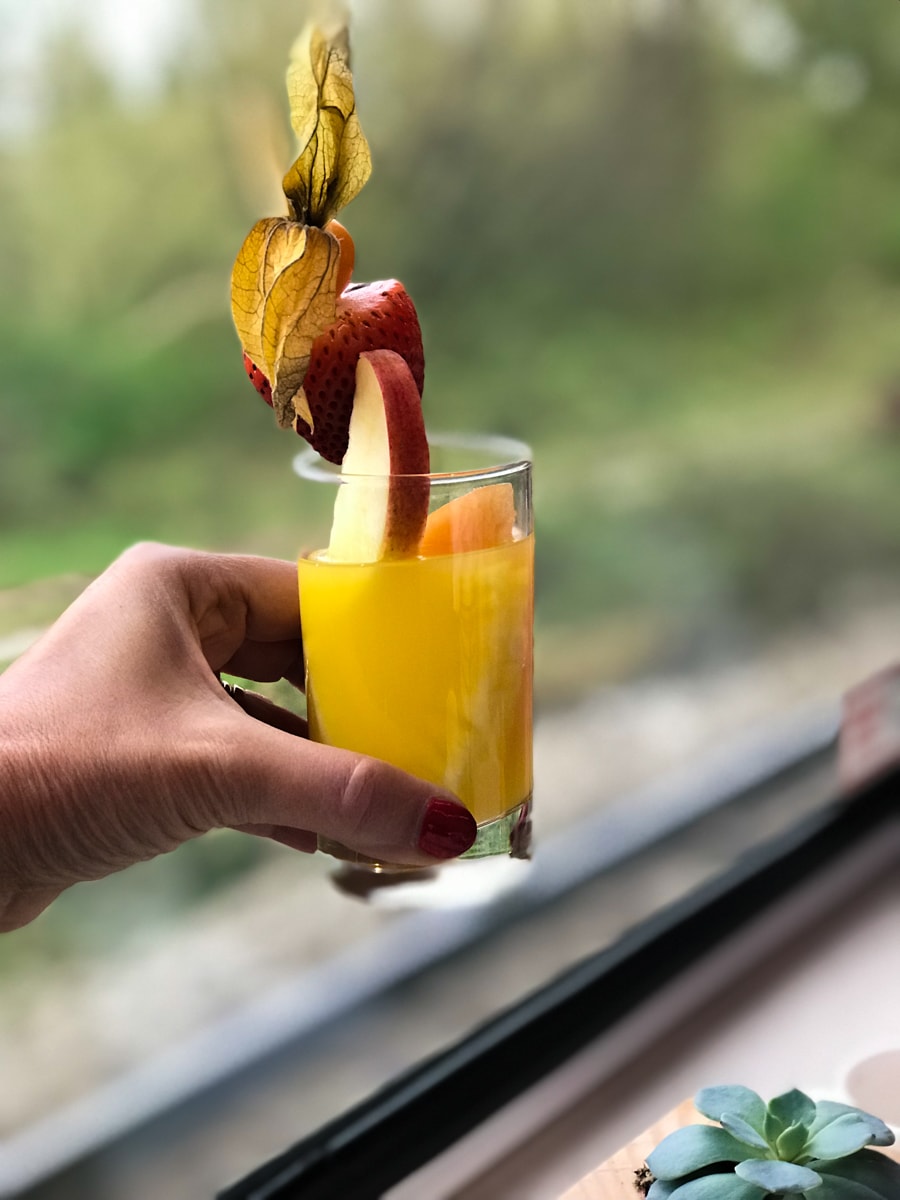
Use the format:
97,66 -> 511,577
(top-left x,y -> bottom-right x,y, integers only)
2,0 -> 900,698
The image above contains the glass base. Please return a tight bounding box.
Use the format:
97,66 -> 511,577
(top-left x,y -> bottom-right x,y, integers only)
317,795 -> 533,874
459,796 -> 532,861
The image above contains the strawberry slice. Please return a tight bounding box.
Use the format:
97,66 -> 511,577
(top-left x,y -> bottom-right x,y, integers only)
243,353 -> 273,406
299,280 -> 424,463
241,279 -> 424,465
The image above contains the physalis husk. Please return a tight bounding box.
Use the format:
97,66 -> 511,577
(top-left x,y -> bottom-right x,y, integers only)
230,19 -> 371,431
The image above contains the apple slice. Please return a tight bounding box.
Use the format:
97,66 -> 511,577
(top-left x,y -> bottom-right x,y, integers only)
327,349 -> 430,562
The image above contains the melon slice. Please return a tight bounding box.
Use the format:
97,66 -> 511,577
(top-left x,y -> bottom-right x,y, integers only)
419,482 -> 517,557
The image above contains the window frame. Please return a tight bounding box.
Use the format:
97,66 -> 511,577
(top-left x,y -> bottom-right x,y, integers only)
218,765 -> 899,1200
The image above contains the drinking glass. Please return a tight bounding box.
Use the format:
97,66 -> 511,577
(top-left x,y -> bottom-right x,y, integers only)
295,433 -> 534,870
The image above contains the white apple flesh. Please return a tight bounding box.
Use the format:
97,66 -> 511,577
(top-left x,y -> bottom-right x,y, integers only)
327,349 -> 430,562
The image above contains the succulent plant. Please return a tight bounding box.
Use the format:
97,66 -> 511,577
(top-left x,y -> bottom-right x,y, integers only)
645,1085 -> 899,1198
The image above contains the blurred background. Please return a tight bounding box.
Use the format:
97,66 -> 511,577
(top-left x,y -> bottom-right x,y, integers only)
2,0 -> 900,1195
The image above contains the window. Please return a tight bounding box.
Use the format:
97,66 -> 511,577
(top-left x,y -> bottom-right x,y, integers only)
2,4 -> 899,1197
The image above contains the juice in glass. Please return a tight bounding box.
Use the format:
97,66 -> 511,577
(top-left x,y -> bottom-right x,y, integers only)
296,442 -> 533,866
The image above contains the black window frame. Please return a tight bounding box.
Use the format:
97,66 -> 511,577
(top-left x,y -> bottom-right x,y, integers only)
219,765 -> 899,1200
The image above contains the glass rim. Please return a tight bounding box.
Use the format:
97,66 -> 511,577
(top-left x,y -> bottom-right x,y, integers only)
293,431 -> 532,485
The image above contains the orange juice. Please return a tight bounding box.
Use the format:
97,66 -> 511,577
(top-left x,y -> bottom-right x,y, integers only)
297,533 -> 533,828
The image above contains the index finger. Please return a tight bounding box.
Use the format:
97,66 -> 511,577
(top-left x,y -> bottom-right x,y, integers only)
175,550 -> 303,671
221,638 -> 305,687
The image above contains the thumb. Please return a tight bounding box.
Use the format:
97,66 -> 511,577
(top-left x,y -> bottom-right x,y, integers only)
218,716 -> 477,867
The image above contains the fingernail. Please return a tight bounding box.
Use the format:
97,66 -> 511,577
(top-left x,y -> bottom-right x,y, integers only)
418,797 -> 477,859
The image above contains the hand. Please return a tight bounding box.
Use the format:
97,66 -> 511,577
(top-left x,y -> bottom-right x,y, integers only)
0,543 -> 476,931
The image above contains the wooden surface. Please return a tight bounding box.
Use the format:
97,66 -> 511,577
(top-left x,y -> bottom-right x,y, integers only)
560,1099 -> 900,1199
559,1099 -> 697,1199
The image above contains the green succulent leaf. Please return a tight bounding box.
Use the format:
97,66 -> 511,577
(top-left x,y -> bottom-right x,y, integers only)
768,1089 -> 818,1133
647,1181 -> 679,1199
806,1114 -> 889,1162
808,1102 -> 895,1149
647,1125 -> 759,1180
649,1091 -> 897,1200
777,1121 -> 812,1161
721,1113 -> 771,1151
764,1110 -> 783,1144
735,1159 -> 822,1192
666,1176 -> 766,1199
811,1149 -> 900,1199
695,1086 -> 767,1133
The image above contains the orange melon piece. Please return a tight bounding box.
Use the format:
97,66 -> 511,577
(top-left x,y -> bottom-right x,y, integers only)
419,482 -> 517,557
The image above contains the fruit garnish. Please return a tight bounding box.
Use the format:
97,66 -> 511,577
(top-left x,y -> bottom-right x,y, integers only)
295,279 -> 424,463
329,219 -> 355,293
230,19 -> 425,464
419,483 -> 517,558
243,351 -> 273,406
327,350 -> 430,563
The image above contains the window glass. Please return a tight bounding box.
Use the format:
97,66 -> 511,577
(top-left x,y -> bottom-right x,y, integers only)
2,1 -> 898,1193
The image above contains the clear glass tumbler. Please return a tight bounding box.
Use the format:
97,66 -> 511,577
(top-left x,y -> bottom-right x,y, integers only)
295,433 -> 534,870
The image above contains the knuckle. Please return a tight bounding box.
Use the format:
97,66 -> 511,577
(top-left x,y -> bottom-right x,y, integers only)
109,543 -> 189,592
339,756 -> 383,841
115,541 -> 178,569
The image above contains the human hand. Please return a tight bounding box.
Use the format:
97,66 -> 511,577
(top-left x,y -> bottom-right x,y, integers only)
0,543 -> 476,931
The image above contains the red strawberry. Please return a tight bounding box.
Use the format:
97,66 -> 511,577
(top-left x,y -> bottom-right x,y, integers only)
243,353 -> 272,406
299,280 -> 424,463
241,279 -> 424,465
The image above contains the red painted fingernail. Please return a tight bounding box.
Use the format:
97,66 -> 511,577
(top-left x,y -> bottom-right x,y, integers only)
418,797 -> 477,859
